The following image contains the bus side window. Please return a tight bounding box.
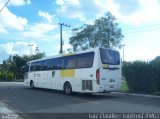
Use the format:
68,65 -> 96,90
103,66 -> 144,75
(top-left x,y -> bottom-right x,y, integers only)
43,60 -> 48,70
77,52 -> 94,68
35,62 -> 40,71
31,62 -> 36,71
25,65 -> 29,72
48,58 -> 62,70
67,59 -> 76,69
30,64 -> 34,71
64,56 -> 76,69
56,58 -> 63,70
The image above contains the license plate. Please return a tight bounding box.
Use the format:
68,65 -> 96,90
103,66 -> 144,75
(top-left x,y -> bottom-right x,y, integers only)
110,85 -> 114,88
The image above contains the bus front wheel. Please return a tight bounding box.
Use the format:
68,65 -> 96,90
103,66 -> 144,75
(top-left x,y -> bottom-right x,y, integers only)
64,82 -> 72,95
30,81 -> 35,89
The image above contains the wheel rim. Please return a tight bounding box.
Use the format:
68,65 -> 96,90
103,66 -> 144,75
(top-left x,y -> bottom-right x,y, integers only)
66,86 -> 70,94
31,82 -> 34,88
65,84 -> 71,94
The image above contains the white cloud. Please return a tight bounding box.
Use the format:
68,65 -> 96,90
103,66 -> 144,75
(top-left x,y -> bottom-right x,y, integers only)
93,0 -> 119,17
0,2 -> 28,33
0,42 -> 37,55
63,43 -> 72,51
0,42 -> 37,63
56,0 -> 81,6
94,0 -> 160,25
56,0 -> 86,21
9,0 -> 31,6
22,23 -> 57,39
0,0 -> 30,33
22,10 -> 58,39
22,31 -> 45,39
38,11 -> 57,23
113,0 -> 140,15
56,0 -> 65,5
0,8 -> 58,40
0,24 -> 7,33
56,0 -> 160,25
30,23 -> 57,33
116,0 -> 160,25
55,43 -> 72,53
55,0 -> 118,22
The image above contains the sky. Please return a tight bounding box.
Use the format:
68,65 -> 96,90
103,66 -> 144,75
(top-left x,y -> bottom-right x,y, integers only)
0,0 -> 160,63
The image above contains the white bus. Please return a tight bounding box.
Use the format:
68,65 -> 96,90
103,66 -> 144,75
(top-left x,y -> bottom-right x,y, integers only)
22,47 -> 122,95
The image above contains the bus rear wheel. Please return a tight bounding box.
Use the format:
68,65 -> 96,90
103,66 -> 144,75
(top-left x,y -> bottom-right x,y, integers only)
64,82 -> 72,95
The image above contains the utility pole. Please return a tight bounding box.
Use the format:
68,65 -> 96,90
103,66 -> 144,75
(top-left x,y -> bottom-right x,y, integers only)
59,23 -> 70,54
28,44 -> 33,56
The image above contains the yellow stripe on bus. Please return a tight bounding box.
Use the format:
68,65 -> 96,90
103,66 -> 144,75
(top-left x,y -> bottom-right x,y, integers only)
60,69 -> 75,77
102,64 -> 108,68
63,53 -> 76,56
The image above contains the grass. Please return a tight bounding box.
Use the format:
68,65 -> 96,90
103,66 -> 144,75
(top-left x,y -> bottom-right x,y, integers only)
0,79 -> 24,82
120,81 -> 160,96
121,81 -> 129,93
153,91 -> 160,96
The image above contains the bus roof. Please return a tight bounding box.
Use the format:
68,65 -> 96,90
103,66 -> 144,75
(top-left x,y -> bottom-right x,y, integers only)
28,47 -> 118,63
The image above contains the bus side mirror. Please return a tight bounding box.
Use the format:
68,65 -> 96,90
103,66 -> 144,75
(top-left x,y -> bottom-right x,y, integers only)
21,66 -> 26,72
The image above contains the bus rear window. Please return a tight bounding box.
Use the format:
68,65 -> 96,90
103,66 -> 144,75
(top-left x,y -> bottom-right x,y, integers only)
100,48 -> 120,65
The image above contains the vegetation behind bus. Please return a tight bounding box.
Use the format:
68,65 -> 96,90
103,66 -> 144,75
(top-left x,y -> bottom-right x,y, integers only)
122,56 -> 160,95
0,53 -> 45,82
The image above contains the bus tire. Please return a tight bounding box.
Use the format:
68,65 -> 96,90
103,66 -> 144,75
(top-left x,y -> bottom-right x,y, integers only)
64,82 -> 72,95
30,81 -> 35,89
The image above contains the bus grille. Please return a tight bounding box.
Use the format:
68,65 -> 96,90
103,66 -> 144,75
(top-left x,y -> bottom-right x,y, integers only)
82,80 -> 93,91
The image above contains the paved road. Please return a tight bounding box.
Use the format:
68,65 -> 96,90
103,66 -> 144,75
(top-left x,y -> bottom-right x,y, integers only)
0,82 -> 160,119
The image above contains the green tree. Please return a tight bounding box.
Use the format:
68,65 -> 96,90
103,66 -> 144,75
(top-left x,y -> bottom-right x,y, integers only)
0,52 -> 46,81
22,52 -> 45,61
69,12 -> 124,51
1,60 -> 10,81
2,61 -> 9,73
31,52 -> 46,60
122,57 -> 160,94
13,55 -> 26,74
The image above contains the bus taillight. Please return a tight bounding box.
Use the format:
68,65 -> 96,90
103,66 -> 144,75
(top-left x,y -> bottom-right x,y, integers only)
96,69 -> 100,85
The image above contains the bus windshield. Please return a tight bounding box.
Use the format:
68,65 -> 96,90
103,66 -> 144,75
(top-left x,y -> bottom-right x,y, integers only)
100,48 -> 120,65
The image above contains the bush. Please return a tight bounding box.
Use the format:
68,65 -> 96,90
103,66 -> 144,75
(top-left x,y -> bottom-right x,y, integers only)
7,73 -> 14,81
122,57 -> 160,94
149,58 -> 160,92
0,72 -> 14,81
0,73 -> 6,81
